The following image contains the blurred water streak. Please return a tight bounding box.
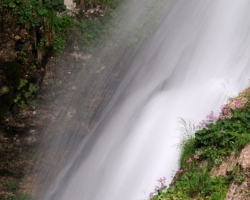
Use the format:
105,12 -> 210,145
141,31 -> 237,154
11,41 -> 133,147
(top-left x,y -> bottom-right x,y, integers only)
42,1 -> 250,200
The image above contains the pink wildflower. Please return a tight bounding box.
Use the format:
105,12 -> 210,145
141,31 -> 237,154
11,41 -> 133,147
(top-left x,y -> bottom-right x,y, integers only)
219,104 -> 232,120
225,113 -> 232,119
197,120 -> 208,129
206,111 -> 218,122
186,158 -> 192,163
219,114 -> 225,120
220,104 -> 226,110
149,192 -> 155,198
177,169 -> 183,173
233,100 -> 244,109
194,155 -> 199,160
154,185 -> 160,192
157,177 -> 166,183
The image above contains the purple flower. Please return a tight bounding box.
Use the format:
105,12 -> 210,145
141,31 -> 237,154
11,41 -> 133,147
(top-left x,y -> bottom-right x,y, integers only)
220,104 -> 226,111
157,177 -> 166,184
194,155 -> 199,160
225,113 -> 232,119
219,114 -> 225,120
197,120 -> 208,129
154,185 -> 160,192
206,111 -> 218,122
233,100 -> 243,108
149,192 -> 155,198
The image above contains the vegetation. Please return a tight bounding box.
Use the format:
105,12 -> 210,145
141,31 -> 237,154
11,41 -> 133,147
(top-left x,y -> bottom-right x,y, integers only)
5,192 -> 33,200
0,0 -> 170,198
0,0 -> 169,120
0,0 -> 126,199
149,90 -> 250,200
0,0 -> 122,120
74,0 -> 120,10
0,0 -> 74,55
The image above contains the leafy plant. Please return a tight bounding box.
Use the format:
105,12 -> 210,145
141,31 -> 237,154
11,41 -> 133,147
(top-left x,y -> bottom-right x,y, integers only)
1,0 -> 73,54
6,192 -> 33,200
195,103 -> 250,159
0,87 -> 9,95
4,181 -> 19,190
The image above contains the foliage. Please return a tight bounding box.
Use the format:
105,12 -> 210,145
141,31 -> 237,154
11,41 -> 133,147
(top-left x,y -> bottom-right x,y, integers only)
44,0 -> 66,12
178,119 -> 197,169
13,79 -> 38,109
227,164 -> 245,185
77,0 -> 169,52
150,157 -> 228,200
6,192 -> 33,200
79,18 -> 108,49
195,104 -> 250,160
0,0 -> 73,54
149,97 -> 250,200
75,0 -> 120,10
4,181 -> 19,190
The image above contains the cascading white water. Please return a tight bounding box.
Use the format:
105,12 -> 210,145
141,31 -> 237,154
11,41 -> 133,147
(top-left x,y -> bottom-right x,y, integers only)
43,0 -> 250,200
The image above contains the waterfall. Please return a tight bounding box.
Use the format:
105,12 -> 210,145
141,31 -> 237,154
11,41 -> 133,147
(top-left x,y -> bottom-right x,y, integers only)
41,0 -> 250,200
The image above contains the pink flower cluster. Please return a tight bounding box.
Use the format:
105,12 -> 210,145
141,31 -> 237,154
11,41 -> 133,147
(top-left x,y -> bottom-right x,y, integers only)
149,192 -> 155,198
197,100 -> 244,129
197,120 -> 208,129
218,104 -> 232,120
206,111 -> 218,121
186,154 -> 199,163
149,155 -> 200,198
157,177 -> 166,187
233,100 -> 244,109
197,111 -> 217,129
149,177 -> 166,198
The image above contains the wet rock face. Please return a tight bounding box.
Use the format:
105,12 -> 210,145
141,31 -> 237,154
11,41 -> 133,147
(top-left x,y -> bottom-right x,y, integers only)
64,0 -> 75,10
0,15 -> 43,121
239,143 -> 250,170
210,142 -> 250,200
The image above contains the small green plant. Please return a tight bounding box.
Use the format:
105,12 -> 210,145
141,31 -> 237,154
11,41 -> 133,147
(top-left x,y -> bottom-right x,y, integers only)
14,80 -> 38,109
178,119 -> 197,168
6,192 -> 33,200
52,35 -> 65,54
0,87 -> 9,95
18,79 -> 28,90
47,78 -> 55,85
227,165 -> 245,185
13,94 -> 21,103
4,181 -> 19,190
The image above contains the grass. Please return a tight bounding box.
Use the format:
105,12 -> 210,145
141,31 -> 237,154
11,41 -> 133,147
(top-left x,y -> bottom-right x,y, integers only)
178,118 -> 197,169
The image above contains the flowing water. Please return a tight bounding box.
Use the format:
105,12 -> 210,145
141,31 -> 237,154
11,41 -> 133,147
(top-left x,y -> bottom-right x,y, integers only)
42,0 -> 250,199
